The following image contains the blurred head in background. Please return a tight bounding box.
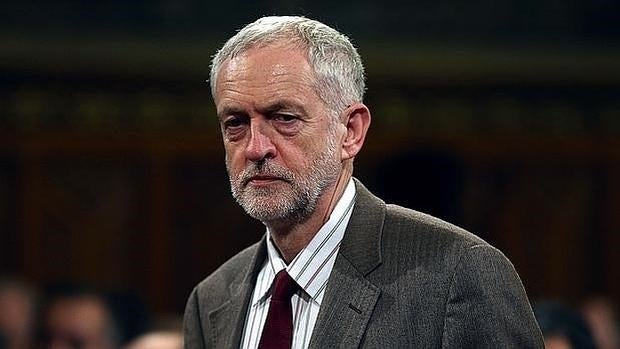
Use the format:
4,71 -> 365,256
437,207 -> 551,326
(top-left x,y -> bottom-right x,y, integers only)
0,278 -> 37,349
36,286 -> 121,349
581,297 -> 620,349
124,332 -> 181,349
535,301 -> 598,349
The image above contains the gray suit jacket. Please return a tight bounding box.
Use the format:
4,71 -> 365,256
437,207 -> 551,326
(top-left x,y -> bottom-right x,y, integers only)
184,180 -> 544,348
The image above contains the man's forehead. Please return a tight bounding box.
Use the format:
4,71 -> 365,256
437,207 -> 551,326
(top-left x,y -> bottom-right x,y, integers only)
231,40 -> 307,64
219,45 -> 313,82
214,46 -> 321,110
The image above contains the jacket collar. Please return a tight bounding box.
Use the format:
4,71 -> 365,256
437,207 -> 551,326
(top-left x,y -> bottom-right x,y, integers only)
338,178 -> 385,276
308,178 -> 385,348
208,236 -> 267,348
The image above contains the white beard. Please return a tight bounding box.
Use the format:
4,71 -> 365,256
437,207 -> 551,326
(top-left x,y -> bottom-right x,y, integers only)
226,130 -> 341,224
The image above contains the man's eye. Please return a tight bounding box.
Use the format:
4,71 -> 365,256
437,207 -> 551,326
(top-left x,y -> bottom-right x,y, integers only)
222,117 -> 247,140
273,113 -> 297,123
223,117 -> 244,129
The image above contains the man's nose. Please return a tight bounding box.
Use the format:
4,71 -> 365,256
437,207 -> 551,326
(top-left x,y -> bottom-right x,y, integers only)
244,120 -> 276,161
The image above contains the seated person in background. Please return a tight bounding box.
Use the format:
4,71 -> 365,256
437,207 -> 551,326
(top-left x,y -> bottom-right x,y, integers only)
581,296 -> 620,349
535,301 -> 598,349
124,332 -> 182,349
36,284 -> 149,349
0,278 -> 37,349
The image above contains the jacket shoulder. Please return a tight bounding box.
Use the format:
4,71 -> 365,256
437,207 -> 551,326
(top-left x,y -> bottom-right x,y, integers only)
385,204 -> 488,246
381,204 -> 500,270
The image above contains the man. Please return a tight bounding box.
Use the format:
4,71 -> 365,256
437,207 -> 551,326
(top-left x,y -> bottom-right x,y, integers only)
184,16 -> 543,348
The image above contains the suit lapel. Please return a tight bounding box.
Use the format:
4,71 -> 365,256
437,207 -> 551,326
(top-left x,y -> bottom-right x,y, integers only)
309,179 -> 386,348
308,255 -> 381,348
209,238 -> 267,348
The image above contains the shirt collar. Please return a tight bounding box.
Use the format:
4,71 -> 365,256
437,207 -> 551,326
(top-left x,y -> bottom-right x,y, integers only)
252,178 -> 356,305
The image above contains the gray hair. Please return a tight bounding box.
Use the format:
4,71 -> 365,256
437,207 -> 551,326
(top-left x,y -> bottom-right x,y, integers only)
209,16 -> 366,115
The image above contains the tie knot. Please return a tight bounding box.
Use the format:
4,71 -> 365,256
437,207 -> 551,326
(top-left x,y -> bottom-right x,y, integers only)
271,270 -> 299,301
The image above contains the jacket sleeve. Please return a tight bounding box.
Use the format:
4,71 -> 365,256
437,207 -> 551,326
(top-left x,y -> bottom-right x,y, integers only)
183,286 -> 207,349
441,244 -> 544,348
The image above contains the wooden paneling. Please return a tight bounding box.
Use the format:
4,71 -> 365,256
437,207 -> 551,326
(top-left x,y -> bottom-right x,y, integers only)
1,74 -> 618,314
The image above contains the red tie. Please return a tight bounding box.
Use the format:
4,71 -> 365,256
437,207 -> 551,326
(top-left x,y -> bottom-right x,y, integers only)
258,270 -> 299,349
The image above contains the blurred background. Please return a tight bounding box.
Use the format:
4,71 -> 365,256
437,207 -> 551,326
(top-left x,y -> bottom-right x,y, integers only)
0,0 -> 619,347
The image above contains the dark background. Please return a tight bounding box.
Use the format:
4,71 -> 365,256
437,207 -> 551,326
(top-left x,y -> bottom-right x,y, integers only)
1,0 -> 619,317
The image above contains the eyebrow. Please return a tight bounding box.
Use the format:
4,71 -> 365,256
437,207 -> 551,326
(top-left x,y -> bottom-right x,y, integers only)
217,99 -> 308,120
217,105 -> 246,120
257,100 -> 306,116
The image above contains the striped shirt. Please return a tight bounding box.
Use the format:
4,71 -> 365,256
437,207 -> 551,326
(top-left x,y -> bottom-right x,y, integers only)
240,178 -> 356,349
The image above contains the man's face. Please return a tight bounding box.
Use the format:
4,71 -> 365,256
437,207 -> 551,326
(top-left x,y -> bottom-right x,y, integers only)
214,44 -> 343,223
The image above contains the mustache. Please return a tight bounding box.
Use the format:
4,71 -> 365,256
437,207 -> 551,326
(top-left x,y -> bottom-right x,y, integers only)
237,161 -> 295,186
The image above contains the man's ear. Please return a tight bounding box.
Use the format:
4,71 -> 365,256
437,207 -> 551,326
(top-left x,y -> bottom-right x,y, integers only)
340,103 -> 371,161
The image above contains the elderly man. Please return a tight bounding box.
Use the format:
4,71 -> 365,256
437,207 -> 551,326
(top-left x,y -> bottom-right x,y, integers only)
184,16 -> 543,348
